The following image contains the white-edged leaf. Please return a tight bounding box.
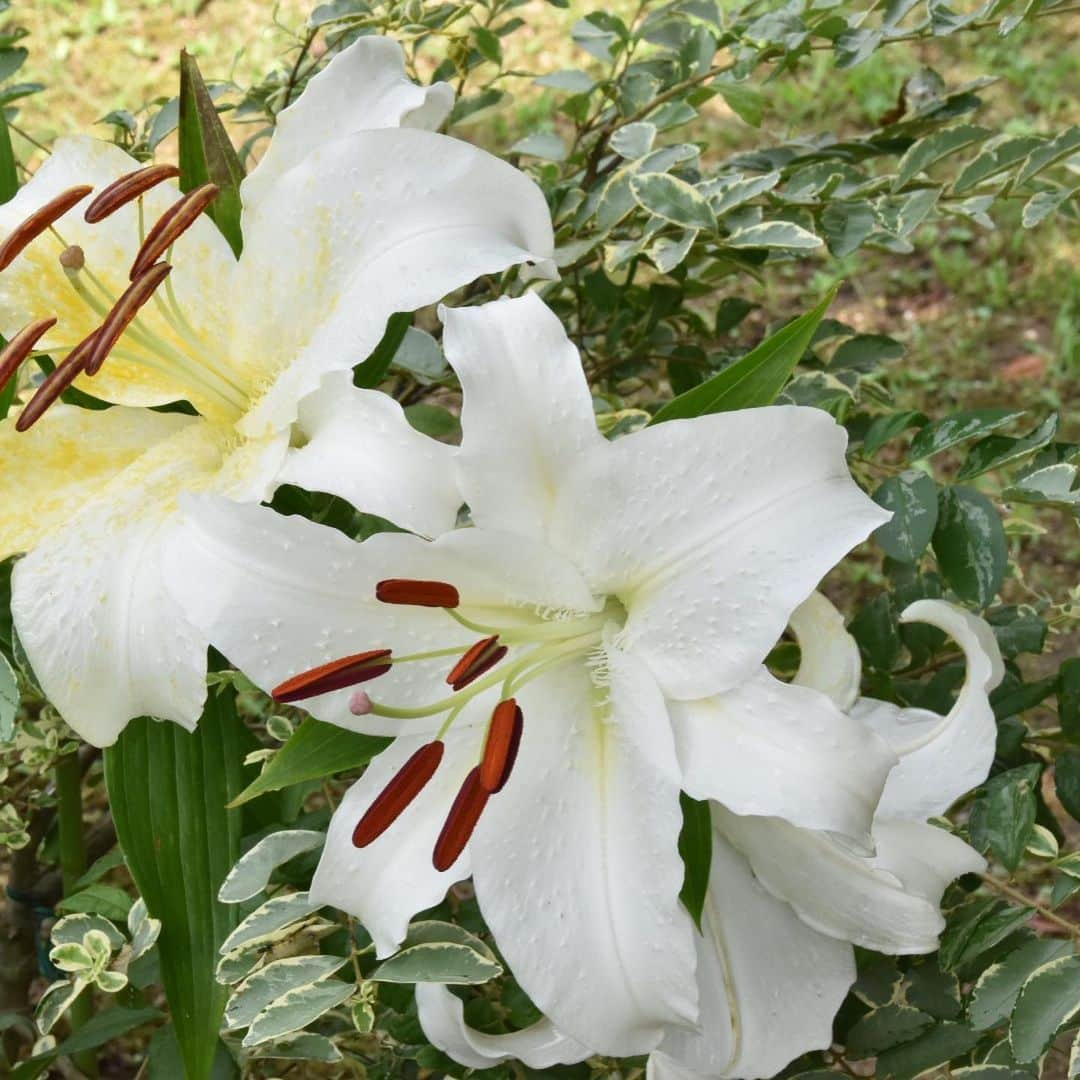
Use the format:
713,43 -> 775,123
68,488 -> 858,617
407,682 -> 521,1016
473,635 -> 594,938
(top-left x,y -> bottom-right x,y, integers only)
401,920 -> 497,961
1017,125 -> 1080,184
248,1032 -> 343,1062
969,938 -> 1073,1030
35,978 -> 87,1036
650,229 -> 697,273
610,121 -> 656,159
726,220 -> 822,249
1010,954 -> 1080,1062
1004,464 -> 1080,509
535,69 -> 594,93
51,914 -> 125,952
218,831 -> 325,904
49,943 -> 93,973
1022,186 -> 1078,228
225,955 -> 349,1031
217,947 -> 264,986
511,132 -> 567,161
242,978 -> 355,1047
219,892 -> 321,956
95,970 -> 128,994
0,651 -> 17,742
371,941 -> 502,985
629,172 -> 715,230
895,125 -> 992,189
705,171 -> 781,216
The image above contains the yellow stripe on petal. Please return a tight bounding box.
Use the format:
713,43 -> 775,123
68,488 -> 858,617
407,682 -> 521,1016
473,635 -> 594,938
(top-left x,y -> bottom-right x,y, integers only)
0,403 -> 195,560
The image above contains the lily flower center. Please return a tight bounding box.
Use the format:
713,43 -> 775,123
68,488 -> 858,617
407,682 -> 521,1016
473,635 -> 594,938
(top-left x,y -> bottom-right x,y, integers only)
0,169 -> 252,430
270,577 -> 624,870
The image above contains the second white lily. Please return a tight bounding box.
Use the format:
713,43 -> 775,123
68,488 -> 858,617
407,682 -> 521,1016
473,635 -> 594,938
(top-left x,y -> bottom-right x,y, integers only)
168,291 -> 893,1055
413,593 -> 1004,1078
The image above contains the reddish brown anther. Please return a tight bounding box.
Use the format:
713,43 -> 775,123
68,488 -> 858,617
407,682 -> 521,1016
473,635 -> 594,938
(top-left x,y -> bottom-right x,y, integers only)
446,635 -> 508,691
83,164 -> 181,223
0,185 -> 93,272
376,579 -> 460,608
433,767 -> 490,872
272,649 -> 393,704
129,183 -> 219,280
15,332 -> 99,432
478,699 -> 523,794
0,317 -> 57,392
84,262 -> 172,376
353,741 -> 445,848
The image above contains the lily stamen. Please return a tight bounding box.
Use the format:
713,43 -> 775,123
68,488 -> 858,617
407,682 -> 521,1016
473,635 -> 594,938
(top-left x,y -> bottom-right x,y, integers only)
16,332 -> 99,431
433,767 -> 489,871
478,699 -> 522,794
83,164 -> 181,224
0,317 -> 57,391
446,635 -> 508,691
0,185 -> 93,271
130,183 -> 219,280
272,649 -> 393,704
376,579 -> 460,608
352,740 -> 445,848
85,262 -> 173,375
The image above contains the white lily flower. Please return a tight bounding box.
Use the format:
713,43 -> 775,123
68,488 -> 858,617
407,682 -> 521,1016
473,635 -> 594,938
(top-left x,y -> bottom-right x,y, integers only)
168,291 -> 893,1054
0,37 -> 553,745
411,592 -> 1005,1078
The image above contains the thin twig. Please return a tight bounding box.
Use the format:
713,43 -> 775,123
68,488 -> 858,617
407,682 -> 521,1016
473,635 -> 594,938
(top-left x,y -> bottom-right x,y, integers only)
980,873 -> 1080,940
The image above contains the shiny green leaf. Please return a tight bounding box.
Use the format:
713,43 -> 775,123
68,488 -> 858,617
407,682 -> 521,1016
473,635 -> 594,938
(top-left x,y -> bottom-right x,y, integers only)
229,718 -> 389,807
652,289 -> 835,423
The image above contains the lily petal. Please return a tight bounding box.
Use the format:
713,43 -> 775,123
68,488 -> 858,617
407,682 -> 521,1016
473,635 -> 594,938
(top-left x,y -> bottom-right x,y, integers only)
309,726 -> 482,956
551,406 -> 889,700
441,294 -> 604,539
872,819 -> 986,902
714,804 -> 979,954
0,136 -> 239,415
415,983 -> 592,1070
470,650 -> 698,1056
653,831 -> 855,1080
232,128 -> 555,437
852,599 -> 1004,821
241,36 -> 453,209
789,590 -> 862,711
669,669 -> 896,844
278,372 -> 461,537
0,403 -> 192,560
166,497 -> 597,734
11,421 -> 285,745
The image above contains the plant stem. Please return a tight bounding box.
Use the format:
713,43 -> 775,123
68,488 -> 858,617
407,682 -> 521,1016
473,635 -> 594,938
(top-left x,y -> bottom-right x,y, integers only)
54,753 -> 97,1077
980,873 -> 1080,940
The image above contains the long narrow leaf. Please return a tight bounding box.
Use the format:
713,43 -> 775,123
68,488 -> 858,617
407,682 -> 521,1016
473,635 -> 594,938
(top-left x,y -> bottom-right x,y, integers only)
178,51 -> 245,256
650,288 -> 837,423
105,690 -> 247,1080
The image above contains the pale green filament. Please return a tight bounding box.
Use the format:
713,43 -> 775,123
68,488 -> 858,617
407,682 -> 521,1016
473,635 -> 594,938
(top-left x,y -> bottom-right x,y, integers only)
367,627 -> 603,723
44,213 -> 249,415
